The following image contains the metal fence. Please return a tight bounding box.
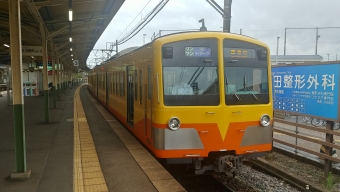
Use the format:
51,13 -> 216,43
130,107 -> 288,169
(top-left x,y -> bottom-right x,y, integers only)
273,111 -> 340,177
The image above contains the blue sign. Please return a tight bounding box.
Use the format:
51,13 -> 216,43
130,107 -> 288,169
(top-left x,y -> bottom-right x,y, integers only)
185,47 -> 211,57
272,64 -> 340,120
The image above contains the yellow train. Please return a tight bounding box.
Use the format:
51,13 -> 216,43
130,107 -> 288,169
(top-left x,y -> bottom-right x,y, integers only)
88,31 -> 273,175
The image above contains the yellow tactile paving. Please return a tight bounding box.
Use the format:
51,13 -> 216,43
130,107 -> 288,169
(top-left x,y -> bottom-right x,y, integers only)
85,90 -> 187,192
73,86 -> 108,192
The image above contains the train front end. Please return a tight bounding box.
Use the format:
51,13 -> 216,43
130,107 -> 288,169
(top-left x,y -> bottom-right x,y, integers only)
152,32 -> 272,175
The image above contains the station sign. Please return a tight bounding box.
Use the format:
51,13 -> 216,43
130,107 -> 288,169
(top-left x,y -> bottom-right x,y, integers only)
272,62 -> 340,121
22,46 -> 43,56
74,60 -> 79,66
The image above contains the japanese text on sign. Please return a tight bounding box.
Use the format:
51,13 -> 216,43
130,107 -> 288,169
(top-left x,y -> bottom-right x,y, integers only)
272,64 -> 339,120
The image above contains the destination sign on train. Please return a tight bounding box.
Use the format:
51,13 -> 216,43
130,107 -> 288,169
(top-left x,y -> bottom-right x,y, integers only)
224,48 -> 256,58
185,47 -> 211,57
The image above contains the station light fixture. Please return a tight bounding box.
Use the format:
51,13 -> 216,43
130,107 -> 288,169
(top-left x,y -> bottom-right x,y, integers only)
68,0 -> 73,21
69,37 -> 72,42
70,48 -> 73,51
71,54 -> 73,57
69,10 -> 73,21
72,58 -> 74,60
4,44 -> 9,47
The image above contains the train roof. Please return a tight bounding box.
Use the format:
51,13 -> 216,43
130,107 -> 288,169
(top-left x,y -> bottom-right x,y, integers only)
100,31 -> 263,64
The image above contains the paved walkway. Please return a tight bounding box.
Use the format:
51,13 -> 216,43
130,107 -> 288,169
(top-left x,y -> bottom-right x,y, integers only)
0,87 -> 74,192
0,84 -> 185,192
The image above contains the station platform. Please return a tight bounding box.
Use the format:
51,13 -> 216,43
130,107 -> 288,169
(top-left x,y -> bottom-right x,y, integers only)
0,84 -> 185,192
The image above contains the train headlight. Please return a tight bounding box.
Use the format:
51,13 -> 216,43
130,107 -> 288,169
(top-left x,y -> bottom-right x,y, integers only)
260,115 -> 270,127
168,117 -> 180,131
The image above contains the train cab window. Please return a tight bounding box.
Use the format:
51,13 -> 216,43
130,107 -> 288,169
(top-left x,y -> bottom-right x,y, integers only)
139,70 -> 142,104
161,38 -> 219,106
223,39 -> 269,105
163,67 -> 219,96
225,67 -> 269,105
134,69 -> 138,101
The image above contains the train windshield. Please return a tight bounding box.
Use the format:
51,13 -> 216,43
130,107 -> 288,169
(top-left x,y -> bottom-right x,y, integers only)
163,67 -> 219,105
223,39 -> 269,105
162,38 -> 219,106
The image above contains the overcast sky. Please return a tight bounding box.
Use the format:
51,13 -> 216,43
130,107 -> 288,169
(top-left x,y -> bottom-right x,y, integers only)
88,0 -> 340,67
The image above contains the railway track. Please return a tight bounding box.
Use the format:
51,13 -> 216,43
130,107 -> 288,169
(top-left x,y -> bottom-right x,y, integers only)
245,158 -> 325,192
176,174 -> 235,192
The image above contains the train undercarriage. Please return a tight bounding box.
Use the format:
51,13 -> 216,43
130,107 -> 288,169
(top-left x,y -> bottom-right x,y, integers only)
165,152 -> 266,176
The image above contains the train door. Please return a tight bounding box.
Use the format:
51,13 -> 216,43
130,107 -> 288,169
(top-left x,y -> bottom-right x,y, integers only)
106,72 -> 109,105
145,65 -> 152,142
127,66 -> 134,127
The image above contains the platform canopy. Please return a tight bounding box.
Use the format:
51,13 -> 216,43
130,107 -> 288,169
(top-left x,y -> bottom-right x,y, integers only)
0,0 -> 125,71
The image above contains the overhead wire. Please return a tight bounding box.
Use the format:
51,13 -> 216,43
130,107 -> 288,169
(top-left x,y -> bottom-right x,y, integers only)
118,0 -> 169,45
116,0 -> 153,40
117,0 -> 168,45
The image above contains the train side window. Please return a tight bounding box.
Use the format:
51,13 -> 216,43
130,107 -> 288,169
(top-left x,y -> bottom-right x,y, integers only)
99,75 -> 101,89
113,73 -> 115,94
135,69 -> 138,101
102,75 -> 105,89
119,72 -> 122,96
116,72 -> 118,95
139,70 -> 142,104
147,66 -> 152,100
108,73 -> 110,93
111,73 -> 113,93
123,72 -> 125,96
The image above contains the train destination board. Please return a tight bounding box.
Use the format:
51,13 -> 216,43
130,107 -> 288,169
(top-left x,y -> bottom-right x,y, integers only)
224,48 -> 256,58
272,63 -> 340,120
185,47 -> 211,57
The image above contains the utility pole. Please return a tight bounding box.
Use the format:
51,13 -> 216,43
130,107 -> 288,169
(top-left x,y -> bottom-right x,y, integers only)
284,28 -> 287,55
223,0 -> 232,32
315,28 -> 320,55
206,0 -> 232,32
143,34 -> 147,45
276,37 -> 280,65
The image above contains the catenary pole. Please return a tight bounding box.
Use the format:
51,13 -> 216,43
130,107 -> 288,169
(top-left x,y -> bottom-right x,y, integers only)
223,0 -> 232,32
